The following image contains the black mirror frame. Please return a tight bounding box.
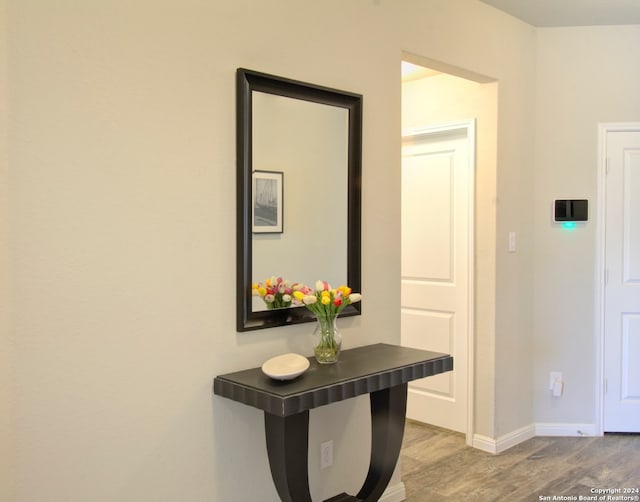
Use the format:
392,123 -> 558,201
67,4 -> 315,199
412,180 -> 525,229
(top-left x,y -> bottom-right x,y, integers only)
237,68 -> 362,331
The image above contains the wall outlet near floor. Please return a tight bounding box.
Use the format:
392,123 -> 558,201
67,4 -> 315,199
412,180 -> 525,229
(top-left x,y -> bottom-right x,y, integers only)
320,440 -> 333,469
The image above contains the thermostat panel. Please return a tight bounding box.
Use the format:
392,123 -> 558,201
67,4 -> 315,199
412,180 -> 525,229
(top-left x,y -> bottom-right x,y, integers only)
554,199 -> 588,222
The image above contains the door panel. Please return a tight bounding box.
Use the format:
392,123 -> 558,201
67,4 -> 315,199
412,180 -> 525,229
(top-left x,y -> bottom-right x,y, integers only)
621,315 -> 640,399
401,308 -> 453,396
401,125 -> 471,434
604,129 -> 640,432
401,152 -> 453,281
623,151 -> 640,282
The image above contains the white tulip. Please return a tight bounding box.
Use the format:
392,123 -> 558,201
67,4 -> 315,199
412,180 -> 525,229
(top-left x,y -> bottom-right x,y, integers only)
348,293 -> 362,303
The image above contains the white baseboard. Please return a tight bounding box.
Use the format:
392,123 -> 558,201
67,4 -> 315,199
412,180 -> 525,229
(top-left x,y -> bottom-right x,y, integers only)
535,422 -> 597,437
472,424 -> 535,454
380,481 -> 406,502
472,422 -> 597,454
472,433 -> 499,454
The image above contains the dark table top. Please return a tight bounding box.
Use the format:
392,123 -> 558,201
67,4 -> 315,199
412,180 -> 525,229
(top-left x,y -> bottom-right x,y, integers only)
213,343 -> 453,417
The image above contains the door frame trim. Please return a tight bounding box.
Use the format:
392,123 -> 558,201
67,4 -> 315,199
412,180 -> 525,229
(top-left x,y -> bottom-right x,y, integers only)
401,119 -> 476,445
596,122 -> 640,435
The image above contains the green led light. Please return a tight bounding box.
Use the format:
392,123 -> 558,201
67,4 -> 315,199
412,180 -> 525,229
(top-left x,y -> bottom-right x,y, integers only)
562,221 -> 577,230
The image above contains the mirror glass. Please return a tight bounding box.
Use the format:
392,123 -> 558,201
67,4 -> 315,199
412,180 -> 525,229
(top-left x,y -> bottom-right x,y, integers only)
237,69 -> 362,331
252,92 -> 348,312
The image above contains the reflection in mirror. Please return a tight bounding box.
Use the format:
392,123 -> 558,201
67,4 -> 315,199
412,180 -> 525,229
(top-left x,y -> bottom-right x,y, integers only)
252,92 -> 348,312
237,69 -> 362,331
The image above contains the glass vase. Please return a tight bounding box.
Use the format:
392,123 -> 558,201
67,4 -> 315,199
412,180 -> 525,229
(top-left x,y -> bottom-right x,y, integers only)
312,314 -> 342,364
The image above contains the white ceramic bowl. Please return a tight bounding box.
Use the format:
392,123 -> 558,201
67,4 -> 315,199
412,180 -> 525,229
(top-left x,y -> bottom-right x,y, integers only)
261,353 -> 310,380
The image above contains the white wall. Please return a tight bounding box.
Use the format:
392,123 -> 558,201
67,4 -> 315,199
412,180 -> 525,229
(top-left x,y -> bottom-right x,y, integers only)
533,26 -> 640,427
4,1 -> 537,501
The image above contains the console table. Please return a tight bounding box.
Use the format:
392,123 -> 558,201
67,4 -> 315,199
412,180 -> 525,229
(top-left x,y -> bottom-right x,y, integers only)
213,343 -> 453,502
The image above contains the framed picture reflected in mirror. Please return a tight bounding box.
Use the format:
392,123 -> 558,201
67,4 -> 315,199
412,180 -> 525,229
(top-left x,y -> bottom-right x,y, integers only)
252,170 -> 283,234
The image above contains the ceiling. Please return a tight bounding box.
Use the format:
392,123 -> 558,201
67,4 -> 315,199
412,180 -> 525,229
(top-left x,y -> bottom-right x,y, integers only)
478,0 -> 640,27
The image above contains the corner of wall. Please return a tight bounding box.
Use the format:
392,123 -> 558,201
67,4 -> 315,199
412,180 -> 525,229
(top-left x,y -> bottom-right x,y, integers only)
472,424 -> 535,454
0,0 -> 15,498
473,422 -> 598,455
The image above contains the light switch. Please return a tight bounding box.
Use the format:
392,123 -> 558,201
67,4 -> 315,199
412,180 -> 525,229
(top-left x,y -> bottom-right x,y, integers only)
552,380 -> 564,397
549,371 -> 562,390
508,232 -> 516,253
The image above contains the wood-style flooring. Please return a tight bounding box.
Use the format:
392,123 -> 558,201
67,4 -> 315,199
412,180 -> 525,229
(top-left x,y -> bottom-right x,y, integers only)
400,420 -> 640,501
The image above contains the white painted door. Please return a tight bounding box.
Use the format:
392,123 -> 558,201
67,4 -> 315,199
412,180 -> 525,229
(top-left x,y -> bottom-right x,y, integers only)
604,128 -> 640,432
401,123 -> 473,435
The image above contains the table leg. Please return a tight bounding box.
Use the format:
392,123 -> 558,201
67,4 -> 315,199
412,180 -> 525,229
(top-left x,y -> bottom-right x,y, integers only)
263,383 -> 407,502
264,410 -> 312,502
356,383 -> 408,502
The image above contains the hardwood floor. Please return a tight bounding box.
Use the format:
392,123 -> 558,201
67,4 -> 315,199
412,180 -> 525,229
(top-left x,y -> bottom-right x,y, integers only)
400,420 -> 640,501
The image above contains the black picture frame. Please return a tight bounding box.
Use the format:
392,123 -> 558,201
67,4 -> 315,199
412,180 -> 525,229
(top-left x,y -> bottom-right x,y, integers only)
252,170 -> 284,234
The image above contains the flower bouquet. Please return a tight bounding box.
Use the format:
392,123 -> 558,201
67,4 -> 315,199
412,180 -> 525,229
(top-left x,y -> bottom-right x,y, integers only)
294,280 -> 362,364
252,277 -> 299,309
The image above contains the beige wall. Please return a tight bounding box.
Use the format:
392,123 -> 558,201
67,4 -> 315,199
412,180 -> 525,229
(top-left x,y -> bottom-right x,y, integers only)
533,26 -> 640,426
5,1 -> 538,500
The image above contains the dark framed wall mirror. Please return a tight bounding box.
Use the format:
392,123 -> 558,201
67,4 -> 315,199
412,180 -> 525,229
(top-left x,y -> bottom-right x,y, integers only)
237,68 -> 363,331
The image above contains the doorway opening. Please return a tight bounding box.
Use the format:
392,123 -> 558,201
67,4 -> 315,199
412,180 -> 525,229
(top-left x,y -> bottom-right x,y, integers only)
400,55 -> 498,446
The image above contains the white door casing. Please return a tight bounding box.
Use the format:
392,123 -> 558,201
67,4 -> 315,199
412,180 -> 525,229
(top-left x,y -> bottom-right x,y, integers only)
401,121 -> 474,440
598,124 -> 640,433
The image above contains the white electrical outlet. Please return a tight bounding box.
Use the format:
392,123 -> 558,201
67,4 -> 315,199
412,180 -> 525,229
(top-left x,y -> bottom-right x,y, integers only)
320,440 -> 333,469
